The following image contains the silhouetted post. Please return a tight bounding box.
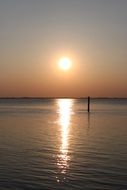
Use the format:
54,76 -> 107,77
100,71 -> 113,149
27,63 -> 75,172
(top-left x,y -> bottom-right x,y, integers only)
88,96 -> 90,112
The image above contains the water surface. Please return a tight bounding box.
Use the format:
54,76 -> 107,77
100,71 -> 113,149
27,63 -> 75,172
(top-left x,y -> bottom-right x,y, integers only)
0,98 -> 127,189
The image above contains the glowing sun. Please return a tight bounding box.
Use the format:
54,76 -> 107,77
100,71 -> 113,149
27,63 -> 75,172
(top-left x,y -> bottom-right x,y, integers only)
58,57 -> 72,71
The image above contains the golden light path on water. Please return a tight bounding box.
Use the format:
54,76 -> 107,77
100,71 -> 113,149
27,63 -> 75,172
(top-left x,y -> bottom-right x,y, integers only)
56,99 -> 73,181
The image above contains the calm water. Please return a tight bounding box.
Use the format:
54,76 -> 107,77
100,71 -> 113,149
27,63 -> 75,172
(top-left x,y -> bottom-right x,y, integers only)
0,98 -> 127,190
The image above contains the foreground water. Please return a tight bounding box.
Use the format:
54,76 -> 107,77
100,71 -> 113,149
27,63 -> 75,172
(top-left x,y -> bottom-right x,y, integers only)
0,98 -> 127,190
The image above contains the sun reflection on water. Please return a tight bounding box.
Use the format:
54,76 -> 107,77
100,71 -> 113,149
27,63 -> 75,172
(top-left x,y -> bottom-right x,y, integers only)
57,99 -> 73,179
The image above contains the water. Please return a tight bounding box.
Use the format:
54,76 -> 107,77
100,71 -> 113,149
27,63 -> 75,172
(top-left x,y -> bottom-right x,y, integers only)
0,98 -> 127,190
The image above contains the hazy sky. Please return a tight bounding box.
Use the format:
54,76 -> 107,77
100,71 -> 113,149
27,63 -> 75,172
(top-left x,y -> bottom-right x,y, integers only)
0,0 -> 127,97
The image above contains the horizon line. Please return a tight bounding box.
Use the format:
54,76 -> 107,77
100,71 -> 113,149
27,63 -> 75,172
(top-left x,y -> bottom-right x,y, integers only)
0,96 -> 127,99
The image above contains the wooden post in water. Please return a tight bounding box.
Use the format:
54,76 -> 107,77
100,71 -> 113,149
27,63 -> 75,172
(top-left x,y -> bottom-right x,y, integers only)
88,96 -> 90,112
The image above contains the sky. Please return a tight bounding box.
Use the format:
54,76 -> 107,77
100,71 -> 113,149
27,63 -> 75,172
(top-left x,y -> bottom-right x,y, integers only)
0,0 -> 127,97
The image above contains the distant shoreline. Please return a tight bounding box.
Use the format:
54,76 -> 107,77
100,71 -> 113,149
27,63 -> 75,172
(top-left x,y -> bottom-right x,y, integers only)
0,97 -> 127,99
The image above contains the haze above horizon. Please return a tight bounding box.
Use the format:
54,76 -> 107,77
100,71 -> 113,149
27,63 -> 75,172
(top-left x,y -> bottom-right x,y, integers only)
0,0 -> 127,98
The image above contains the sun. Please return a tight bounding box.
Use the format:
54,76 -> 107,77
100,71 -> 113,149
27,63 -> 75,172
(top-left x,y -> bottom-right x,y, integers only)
58,57 -> 72,71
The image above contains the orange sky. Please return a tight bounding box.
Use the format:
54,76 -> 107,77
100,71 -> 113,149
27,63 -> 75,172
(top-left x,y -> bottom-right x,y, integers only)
0,0 -> 127,97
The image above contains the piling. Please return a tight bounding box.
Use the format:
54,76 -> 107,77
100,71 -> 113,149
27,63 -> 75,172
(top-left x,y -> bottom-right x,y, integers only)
88,96 -> 90,112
